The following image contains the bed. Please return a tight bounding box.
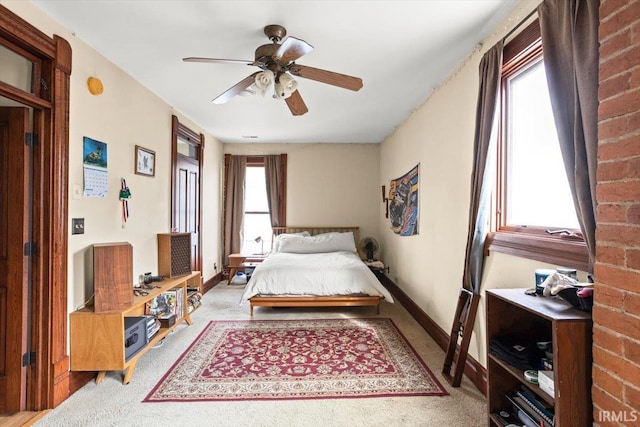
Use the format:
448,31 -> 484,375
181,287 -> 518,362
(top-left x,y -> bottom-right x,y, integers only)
240,227 -> 394,315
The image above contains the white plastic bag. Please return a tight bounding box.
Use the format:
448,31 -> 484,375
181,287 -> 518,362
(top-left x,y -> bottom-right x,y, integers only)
230,272 -> 247,285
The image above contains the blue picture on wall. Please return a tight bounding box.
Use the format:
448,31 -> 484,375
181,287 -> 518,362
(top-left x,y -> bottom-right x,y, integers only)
389,164 -> 419,236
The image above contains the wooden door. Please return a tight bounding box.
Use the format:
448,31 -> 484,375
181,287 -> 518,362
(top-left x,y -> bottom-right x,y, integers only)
0,107 -> 31,413
175,155 -> 200,272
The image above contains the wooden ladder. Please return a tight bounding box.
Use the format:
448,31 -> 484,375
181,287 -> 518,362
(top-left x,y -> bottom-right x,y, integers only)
442,288 -> 480,387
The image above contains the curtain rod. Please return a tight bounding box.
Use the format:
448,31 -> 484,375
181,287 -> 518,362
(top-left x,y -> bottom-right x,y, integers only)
502,8 -> 538,42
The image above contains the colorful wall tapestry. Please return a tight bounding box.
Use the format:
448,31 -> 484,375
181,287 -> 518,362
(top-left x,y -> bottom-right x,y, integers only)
389,164 -> 419,236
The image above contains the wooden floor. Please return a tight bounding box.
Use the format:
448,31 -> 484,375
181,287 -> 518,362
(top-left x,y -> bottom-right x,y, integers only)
0,411 -> 49,427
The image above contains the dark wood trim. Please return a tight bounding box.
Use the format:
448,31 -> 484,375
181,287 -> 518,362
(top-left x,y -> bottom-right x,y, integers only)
503,19 -> 540,67
246,156 -> 265,166
0,5 -> 71,410
377,274 -> 487,394
49,35 -> 71,408
0,7 -> 55,59
170,115 -> 204,273
197,132 -> 204,275
0,81 -> 51,109
202,272 -> 223,294
0,36 -> 44,100
486,231 -> 589,272
170,115 -> 179,227
68,371 -> 96,396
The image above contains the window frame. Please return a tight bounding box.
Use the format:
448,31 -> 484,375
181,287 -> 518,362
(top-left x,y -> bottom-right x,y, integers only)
222,154 -> 287,256
242,159 -> 271,254
486,20 -> 589,271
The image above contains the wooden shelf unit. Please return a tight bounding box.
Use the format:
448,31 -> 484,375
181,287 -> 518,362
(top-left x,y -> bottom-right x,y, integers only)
486,288 -> 592,426
70,271 -> 201,384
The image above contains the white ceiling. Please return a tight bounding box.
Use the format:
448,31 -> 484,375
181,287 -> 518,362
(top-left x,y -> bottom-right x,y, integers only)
31,0 -> 518,144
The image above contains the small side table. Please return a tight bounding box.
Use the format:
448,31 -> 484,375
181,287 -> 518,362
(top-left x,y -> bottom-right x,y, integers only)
364,260 -> 389,280
228,253 -> 266,282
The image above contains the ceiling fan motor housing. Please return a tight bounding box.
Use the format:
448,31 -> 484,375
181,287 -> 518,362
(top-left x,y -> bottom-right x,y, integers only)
255,44 -> 279,63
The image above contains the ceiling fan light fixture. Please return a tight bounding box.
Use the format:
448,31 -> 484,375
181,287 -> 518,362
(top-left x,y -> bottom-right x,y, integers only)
184,24 -> 361,115
274,73 -> 297,99
254,70 -> 275,96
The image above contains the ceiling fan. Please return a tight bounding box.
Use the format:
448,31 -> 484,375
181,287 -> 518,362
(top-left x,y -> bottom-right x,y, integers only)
183,24 -> 363,116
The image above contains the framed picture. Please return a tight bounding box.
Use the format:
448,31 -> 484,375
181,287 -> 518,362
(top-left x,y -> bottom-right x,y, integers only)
135,145 -> 155,177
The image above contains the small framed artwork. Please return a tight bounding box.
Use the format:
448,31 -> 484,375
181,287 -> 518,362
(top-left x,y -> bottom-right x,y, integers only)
135,145 -> 155,177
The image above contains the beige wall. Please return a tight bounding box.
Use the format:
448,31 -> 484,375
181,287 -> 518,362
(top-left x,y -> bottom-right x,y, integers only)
378,0 -> 585,366
224,143 -> 380,241
6,0 -> 588,372
2,0 -> 224,313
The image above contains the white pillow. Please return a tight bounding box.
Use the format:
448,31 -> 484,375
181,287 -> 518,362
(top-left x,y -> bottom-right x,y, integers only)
277,232 -> 356,254
272,231 -> 310,253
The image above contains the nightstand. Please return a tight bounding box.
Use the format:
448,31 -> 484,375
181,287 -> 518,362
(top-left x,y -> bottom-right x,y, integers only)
364,259 -> 385,270
364,260 -> 389,279
228,253 -> 266,281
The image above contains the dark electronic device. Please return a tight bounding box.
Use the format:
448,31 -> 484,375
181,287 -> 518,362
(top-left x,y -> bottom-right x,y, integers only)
143,272 -> 165,284
124,317 -> 148,361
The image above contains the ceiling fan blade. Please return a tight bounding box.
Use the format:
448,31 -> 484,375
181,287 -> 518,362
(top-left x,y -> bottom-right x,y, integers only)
212,72 -> 259,104
289,64 -> 363,91
285,90 -> 308,116
273,37 -> 314,64
183,57 -> 264,67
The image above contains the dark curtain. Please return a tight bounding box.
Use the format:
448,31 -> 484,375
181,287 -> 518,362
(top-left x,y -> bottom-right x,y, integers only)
462,41 -> 504,294
223,155 -> 247,263
539,0 -> 599,272
264,155 -> 283,227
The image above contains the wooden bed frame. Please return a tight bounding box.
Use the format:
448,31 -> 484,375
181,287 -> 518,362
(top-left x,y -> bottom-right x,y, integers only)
248,226 -> 384,316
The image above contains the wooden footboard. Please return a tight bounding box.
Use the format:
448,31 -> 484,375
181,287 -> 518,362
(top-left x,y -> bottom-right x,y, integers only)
249,295 -> 382,316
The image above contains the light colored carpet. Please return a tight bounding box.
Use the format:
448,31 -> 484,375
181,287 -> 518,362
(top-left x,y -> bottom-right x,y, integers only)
35,283 -> 486,427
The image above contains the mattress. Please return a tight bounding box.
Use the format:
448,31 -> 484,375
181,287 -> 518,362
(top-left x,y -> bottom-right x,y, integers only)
239,251 -> 394,303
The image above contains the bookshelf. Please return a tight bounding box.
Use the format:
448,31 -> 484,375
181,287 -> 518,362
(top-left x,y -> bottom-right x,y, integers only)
486,288 -> 592,426
70,271 -> 201,384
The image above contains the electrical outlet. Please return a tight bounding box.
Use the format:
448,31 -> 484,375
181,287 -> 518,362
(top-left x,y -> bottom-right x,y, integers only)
71,218 -> 84,235
214,262 -> 218,271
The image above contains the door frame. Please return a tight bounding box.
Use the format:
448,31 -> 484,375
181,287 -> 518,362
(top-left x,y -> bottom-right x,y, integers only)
170,115 -> 204,273
0,6 -> 71,410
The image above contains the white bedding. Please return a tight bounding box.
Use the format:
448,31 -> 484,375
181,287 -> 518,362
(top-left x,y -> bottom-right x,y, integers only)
240,251 -> 394,303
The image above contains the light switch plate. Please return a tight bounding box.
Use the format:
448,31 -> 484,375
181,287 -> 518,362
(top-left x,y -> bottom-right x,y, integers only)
72,218 -> 84,235
72,184 -> 82,200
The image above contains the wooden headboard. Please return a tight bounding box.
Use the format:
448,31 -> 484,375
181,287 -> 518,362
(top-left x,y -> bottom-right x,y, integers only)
272,226 -> 360,250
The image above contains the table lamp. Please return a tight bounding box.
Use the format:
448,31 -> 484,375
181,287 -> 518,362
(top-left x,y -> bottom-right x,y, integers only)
254,236 -> 264,255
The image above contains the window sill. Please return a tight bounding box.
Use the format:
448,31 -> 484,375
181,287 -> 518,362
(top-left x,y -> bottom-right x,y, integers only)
486,231 -> 589,272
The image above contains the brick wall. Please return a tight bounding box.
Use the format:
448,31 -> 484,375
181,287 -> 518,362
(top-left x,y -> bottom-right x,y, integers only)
594,0 -> 640,425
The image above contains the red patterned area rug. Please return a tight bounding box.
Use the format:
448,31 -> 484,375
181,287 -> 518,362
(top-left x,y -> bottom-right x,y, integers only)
144,318 -> 448,402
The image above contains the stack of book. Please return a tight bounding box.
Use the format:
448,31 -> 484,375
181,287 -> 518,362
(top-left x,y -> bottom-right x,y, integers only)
145,316 -> 160,340
507,386 -> 555,427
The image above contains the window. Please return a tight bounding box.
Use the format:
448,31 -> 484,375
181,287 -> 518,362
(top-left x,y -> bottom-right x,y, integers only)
242,165 -> 272,255
487,20 -> 588,271
223,154 -> 287,261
